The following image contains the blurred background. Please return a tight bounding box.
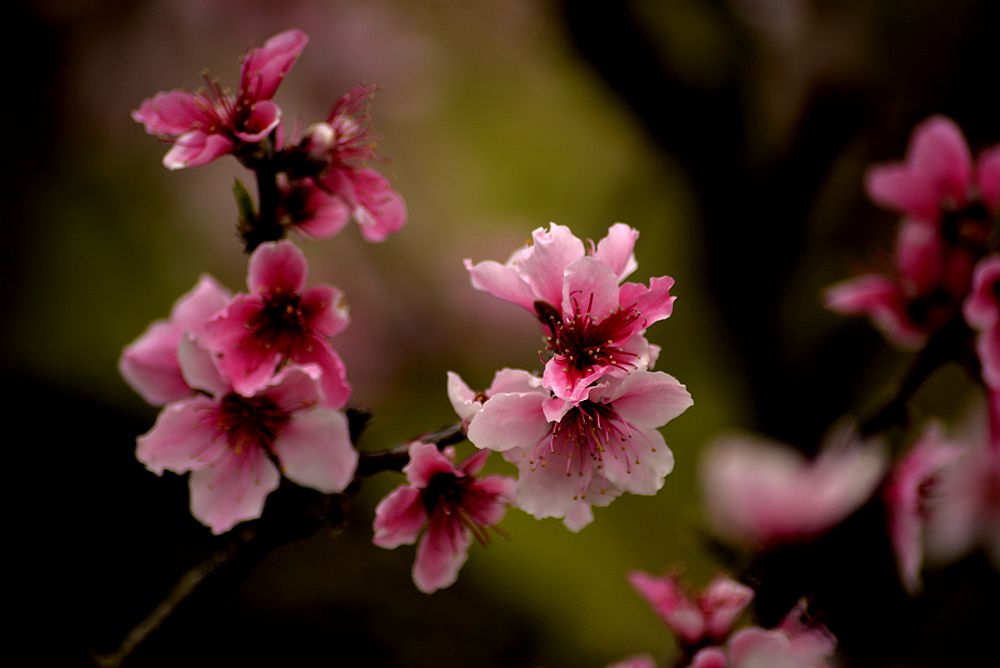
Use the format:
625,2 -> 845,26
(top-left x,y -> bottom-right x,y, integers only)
9,0 -> 1000,666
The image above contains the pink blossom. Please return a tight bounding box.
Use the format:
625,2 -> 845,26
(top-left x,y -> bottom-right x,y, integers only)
685,603 -> 837,668
283,85 -> 407,242
628,572 -> 753,646
133,29 -> 308,169
372,442 -> 515,594
964,256 -> 1000,389
884,422 -> 962,593
825,220 -> 974,349
119,275 -> 231,405
701,430 -> 887,548
446,368 -> 542,428
465,223 -> 674,400
867,116 -> 1000,225
463,369 -> 692,530
202,240 -> 351,407
136,338 -> 357,534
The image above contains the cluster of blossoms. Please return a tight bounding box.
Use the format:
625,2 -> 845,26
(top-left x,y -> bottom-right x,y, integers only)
122,30 -> 408,535
611,573 -> 835,668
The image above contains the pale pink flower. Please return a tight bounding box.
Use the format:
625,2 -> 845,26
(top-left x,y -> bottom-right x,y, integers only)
373,442 -> 515,594
866,115 -> 1000,224
685,603 -> 837,668
964,256 -> 1000,389
119,275 -> 230,405
137,338 -> 357,534
202,240 -> 350,407
628,572 -> 753,646
464,369 -> 692,530
283,85 -> 407,242
446,368 -> 542,428
133,29 -> 308,169
883,422 -> 963,594
825,220 -> 973,349
701,430 -> 887,548
465,223 -> 674,400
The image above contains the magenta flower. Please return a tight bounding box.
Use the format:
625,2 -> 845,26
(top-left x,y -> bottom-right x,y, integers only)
282,85 -> 407,243
137,338 -> 357,534
372,442 -> 515,594
465,223 -> 674,400
825,219 -> 974,349
867,116 -> 1000,225
119,275 -> 231,405
462,369 -> 692,530
685,602 -> 837,668
701,430 -> 887,548
628,572 -> 753,646
202,240 -> 350,407
964,256 -> 1000,389
133,29 -> 308,169
884,422 -> 962,594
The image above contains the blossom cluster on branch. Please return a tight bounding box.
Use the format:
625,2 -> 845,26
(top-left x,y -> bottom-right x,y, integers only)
112,26 -> 1000,668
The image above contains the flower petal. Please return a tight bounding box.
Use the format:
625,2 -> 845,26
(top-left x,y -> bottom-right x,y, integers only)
240,29 -> 309,102
412,517 -> 472,594
234,100 -> 281,142
467,391 -> 549,453
517,223 -> 585,308
594,223 -> 640,280
119,321 -> 188,406
373,486 -> 427,548
163,130 -> 234,170
464,258 -> 537,312
131,90 -> 215,136
301,284 -> 350,337
562,256 -> 621,322
189,447 -> 280,534
136,396 -> 223,475
604,371 -> 693,429
247,240 -> 308,296
273,408 -> 357,493
404,442 -> 458,488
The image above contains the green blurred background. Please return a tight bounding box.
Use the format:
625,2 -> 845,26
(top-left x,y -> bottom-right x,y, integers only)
10,0 -> 1000,666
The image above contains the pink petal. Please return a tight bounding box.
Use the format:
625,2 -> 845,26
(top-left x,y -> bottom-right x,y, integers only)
701,577 -> 755,640
349,168 -> 408,243
404,441 -> 459,488
177,334 -> 228,397
977,328 -> 1000,390
413,517 -> 472,594
488,368 -> 543,394
447,371 -> 482,424
273,408 -> 357,493
619,275 -> 676,331
465,475 -> 516,526
136,396 -> 223,475
373,486 -> 427,549
594,223 -> 640,280
293,185 -> 351,240
561,256 -> 621,322
172,275 -> 232,336
562,502 -> 594,531
292,339 -> 352,409
599,426 -> 674,495
234,100 -> 281,142
202,296 -> 279,397
964,256 -> 1000,331
119,321 -> 189,405
301,284 -> 350,337
163,130 -> 234,170
978,146 -> 1000,212
459,449 -> 492,476
895,219 -> 942,292
262,364 -> 324,412
131,90 -> 215,136
515,462 -> 619,523
466,391 -> 550,453
189,447 -> 281,534
240,29 -> 309,102
517,223 -> 586,308
824,275 -> 923,349
247,240 -> 308,296
464,258 -> 537,312
687,647 -> 727,668
603,371 -> 693,429
628,571 -> 705,643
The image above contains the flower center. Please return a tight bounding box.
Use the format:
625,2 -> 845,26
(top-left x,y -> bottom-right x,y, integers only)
940,198 -> 992,253
535,298 -> 641,374
214,393 -> 289,455
531,400 -> 636,499
250,290 -> 309,353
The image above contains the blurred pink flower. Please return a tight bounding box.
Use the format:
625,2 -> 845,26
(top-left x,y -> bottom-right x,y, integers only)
462,369 -> 692,531
685,602 -> 836,668
119,275 -> 231,405
137,338 -> 356,534
866,116 -> 1000,224
701,430 -> 887,548
133,29 -> 308,170
964,256 -> 1000,389
280,85 -> 407,243
465,223 -> 673,400
628,571 -> 754,645
373,442 -> 515,594
884,422 -> 962,593
202,240 -> 350,407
